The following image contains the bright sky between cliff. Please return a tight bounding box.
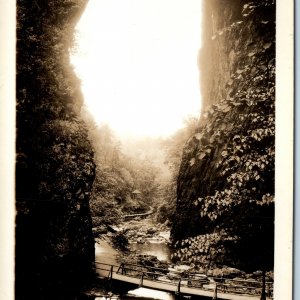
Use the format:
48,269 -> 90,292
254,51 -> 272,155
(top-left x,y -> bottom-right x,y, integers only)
71,0 -> 203,138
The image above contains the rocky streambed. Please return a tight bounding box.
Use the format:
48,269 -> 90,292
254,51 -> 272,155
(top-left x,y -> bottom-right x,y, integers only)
93,216 -> 274,285
118,218 -> 170,243
94,217 -> 171,269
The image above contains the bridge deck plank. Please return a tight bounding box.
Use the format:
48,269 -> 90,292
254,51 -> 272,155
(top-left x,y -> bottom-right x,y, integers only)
98,273 -> 262,299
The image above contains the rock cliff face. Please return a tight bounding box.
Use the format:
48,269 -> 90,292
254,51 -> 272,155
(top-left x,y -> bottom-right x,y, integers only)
171,0 -> 275,272
16,0 -> 95,298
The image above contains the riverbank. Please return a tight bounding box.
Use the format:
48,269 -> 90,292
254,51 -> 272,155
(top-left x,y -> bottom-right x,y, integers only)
95,216 -> 275,278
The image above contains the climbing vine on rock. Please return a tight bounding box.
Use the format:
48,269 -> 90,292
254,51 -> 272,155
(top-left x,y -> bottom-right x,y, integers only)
172,230 -> 239,271
171,0 -> 275,272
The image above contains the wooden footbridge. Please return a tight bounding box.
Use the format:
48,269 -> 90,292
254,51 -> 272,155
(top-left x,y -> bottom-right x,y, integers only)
95,262 -> 273,299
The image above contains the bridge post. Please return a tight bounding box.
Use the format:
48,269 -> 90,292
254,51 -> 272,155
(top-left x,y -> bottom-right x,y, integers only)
139,272 -> 144,287
260,270 -> 266,300
267,283 -> 272,298
187,274 -> 191,287
212,283 -> 218,299
108,265 -> 113,280
117,263 -> 125,275
175,278 -> 181,295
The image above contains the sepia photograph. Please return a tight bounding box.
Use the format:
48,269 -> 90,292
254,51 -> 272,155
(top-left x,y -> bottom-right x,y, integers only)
0,0 -> 294,299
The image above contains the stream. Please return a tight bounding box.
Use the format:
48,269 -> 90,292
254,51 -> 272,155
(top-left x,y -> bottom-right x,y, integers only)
90,216 -> 194,300
130,240 -> 171,262
94,238 -> 176,300
88,217 -> 209,300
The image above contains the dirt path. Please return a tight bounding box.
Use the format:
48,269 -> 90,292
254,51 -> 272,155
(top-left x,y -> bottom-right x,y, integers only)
124,206 -> 154,220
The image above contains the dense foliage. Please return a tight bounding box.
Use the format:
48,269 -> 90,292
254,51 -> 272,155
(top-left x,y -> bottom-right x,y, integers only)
82,117 -> 164,227
171,0 -> 275,272
16,0 -> 95,298
156,117 -> 199,224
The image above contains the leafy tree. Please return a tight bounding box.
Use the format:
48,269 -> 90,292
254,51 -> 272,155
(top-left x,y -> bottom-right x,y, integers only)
85,123 -> 165,226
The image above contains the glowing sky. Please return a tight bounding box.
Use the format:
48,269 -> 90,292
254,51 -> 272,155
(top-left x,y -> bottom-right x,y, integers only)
71,0 -> 202,137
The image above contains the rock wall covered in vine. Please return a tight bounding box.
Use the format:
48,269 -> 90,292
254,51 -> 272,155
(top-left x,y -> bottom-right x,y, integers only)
171,0 -> 275,272
16,0 -> 95,298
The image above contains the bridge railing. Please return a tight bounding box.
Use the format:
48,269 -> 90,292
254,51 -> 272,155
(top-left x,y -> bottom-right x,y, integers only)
213,277 -> 273,298
95,261 -> 273,298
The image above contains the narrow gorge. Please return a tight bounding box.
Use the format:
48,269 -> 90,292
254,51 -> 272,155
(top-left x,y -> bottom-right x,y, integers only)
15,0 -> 276,298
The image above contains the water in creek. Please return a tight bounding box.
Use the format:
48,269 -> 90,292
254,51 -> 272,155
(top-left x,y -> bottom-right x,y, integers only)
93,288 -> 175,300
123,241 -> 174,299
90,237 -> 210,300
130,239 -> 171,262
93,240 -> 177,300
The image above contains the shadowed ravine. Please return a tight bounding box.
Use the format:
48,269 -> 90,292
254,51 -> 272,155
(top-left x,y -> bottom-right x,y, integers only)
16,0 -> 275,299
